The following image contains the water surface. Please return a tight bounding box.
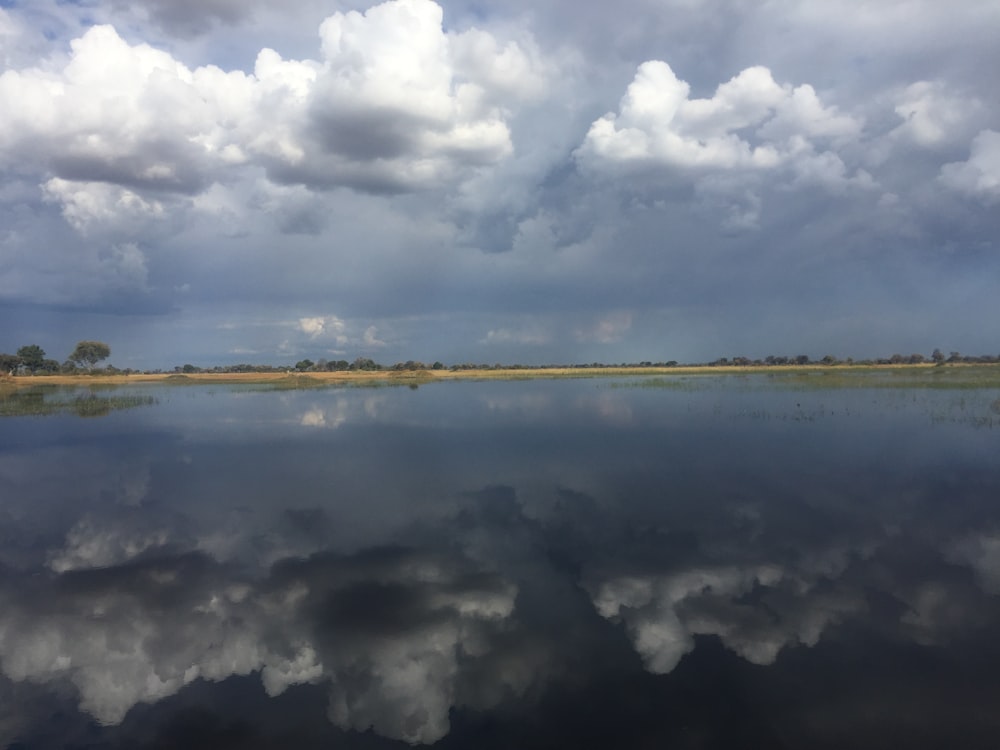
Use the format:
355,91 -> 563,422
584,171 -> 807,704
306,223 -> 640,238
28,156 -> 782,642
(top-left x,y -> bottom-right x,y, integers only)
2,376 -> 1000,748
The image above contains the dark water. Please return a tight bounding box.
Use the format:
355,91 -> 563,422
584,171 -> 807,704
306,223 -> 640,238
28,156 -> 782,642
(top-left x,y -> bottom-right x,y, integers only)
2,376 -> 1000,749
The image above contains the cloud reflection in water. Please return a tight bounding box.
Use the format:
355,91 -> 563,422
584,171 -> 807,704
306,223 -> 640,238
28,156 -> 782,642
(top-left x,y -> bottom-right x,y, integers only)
2,378 -> 1000,747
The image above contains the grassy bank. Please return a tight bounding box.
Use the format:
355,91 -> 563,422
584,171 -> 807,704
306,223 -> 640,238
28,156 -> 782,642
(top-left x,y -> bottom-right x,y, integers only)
3,362 -> 1000,391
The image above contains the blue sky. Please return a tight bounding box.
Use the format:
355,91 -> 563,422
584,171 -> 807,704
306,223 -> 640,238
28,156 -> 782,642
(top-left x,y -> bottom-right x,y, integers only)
1,0 -> 998,369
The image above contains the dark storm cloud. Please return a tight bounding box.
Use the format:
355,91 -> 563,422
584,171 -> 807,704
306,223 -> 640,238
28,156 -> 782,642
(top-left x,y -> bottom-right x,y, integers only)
111,0 -> 252,36
48,150 -> 210,196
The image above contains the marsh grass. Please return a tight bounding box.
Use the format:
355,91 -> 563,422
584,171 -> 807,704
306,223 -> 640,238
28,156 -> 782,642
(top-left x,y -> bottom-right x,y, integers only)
0,387 -> 157,418
769,366 -> 1000,391
606,365 -> 1000,391
602,366 -> 1000,428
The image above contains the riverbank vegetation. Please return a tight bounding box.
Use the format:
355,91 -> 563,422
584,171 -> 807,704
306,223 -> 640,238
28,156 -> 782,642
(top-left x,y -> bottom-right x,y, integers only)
3,345 -> 1000,392
0,386 -> 157,417
4,361 -> 1000,393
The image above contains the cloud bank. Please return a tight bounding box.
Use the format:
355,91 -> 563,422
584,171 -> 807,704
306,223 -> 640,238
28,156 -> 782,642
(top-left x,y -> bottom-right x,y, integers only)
0,0 -> 998,366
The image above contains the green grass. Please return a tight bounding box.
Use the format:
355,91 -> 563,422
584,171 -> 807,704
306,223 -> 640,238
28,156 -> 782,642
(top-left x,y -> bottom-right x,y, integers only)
769,366 -> 1000,390
0,387 -> 157,418
607,365 -> 1000,391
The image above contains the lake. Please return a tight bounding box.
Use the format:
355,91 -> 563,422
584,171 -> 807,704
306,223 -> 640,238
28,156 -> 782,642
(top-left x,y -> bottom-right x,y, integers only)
2,374 -> 1000,748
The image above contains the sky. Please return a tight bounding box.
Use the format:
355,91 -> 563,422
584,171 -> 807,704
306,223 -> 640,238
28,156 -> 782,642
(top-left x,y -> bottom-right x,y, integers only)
0,0 -> 998,369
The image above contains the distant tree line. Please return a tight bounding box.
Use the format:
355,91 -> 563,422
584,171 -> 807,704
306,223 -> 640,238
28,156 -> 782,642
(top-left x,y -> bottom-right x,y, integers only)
1,341 -> 111,376
166,348 -> 1000,375
172,357 -> 448,374
5,344 -> 998,378
700,349 -> 999,367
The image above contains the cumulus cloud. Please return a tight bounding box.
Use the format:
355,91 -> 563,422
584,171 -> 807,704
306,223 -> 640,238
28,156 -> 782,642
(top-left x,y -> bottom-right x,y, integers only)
890,81 -> 983,147
270,0 -> 531,192
362,325 -> 386,347
297,315 -> 347,343
0,0 -> 547,223
298,316 -> 327,337
939,129 -> 1000,203
575,61 -> 864,182
0,24 -> 242,193
41,178 -> 169,237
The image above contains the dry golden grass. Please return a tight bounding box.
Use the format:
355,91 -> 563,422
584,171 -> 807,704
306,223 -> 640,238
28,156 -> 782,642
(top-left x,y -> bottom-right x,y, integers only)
2,361 -> 978,390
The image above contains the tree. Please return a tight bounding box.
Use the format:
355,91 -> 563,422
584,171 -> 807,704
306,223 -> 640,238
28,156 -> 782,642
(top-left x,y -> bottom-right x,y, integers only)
0,352 -> 21,375
69,340 -> 111,371
295,359 -> 314,371
17,345 -> 45,374
350,357 -> 379,371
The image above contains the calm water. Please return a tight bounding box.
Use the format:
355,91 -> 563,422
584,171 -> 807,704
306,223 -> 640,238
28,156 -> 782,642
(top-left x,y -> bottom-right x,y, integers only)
2,376 -> 1000,748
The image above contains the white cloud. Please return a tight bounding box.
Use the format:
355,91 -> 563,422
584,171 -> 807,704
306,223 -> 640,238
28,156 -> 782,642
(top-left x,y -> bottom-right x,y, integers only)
363,325 -> 386,347
298,317 -> 326,337
890,81 -> 983,147
449,27 -> 548,102
0,24 -> 244,192
0,0 -> 548,212
297,315 -> 347,343
939,129 -> 1000,203
784,139 -> 877,192
258,0 -> 540,192
42,178 -> 167,233
575,61 -> 863,177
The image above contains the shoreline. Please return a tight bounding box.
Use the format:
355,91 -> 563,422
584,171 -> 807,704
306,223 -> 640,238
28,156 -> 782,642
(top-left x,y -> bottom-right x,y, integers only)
3,362 -> 997,389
